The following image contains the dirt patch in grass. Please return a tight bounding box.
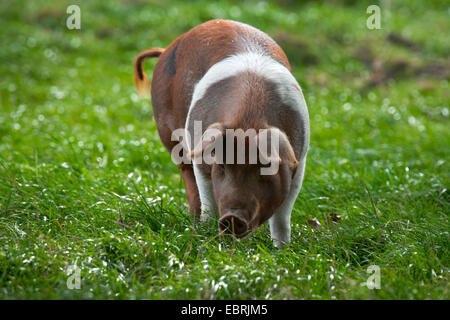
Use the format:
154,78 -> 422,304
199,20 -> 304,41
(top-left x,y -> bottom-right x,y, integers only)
353,45 -> 449,90
386,33 -> 421,53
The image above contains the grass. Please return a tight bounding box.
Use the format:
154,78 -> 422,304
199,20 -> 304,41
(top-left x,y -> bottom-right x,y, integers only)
0,0 -> 448,299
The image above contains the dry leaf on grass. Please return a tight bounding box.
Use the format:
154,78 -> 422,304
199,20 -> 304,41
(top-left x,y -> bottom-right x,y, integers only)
324,212 -> 342,227
329,212 -> 341,222
307,218 -> 323,229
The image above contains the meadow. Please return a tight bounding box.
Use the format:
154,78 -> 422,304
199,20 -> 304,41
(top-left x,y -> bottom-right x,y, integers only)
0,0 -> 448,299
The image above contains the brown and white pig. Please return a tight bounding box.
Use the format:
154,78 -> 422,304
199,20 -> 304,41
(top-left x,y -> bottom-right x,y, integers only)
134,19 -> 309,247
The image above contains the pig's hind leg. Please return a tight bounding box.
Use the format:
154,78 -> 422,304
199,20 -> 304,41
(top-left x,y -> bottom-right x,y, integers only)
178,163 -> 201,218
269,158 -> 306,247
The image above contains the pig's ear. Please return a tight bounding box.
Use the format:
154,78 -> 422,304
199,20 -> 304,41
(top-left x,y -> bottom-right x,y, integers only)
278,131 -> 299,172
188,122 -> 225,163
259,128 -> 299,176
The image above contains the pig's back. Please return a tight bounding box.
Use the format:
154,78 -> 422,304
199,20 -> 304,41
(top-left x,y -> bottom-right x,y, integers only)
152,19 -> 291,126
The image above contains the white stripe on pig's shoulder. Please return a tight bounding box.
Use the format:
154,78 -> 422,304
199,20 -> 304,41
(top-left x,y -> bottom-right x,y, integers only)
184,50 -> 309,153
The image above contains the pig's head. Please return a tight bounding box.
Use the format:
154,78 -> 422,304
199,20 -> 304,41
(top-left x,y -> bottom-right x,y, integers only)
190,123 -> 299,238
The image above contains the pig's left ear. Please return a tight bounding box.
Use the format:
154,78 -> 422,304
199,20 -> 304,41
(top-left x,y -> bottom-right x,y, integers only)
265,128 -> 299,178
188,122 -> 225,163
278,130 -> 299,178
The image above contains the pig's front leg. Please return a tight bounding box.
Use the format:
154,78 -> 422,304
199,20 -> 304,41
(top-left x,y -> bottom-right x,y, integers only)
193,163 -> 218,221
270,158 -> 306,247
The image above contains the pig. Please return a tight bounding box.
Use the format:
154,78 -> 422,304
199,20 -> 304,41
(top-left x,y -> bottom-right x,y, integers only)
134,19 -> 309,247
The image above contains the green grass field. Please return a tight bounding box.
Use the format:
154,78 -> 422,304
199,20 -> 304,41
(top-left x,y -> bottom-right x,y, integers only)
0,0 -> 448,299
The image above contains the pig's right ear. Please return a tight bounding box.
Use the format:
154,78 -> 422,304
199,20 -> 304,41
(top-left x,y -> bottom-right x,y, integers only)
258,127 -> 299,178
188,123 -> 225,163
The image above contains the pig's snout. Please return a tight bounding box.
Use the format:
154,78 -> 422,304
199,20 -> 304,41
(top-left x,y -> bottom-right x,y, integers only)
219,211 -> 250,238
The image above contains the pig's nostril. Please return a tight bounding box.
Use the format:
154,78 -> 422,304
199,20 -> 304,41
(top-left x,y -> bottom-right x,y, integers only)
220,219 -> 231,230
219,214 -> 249,238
